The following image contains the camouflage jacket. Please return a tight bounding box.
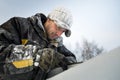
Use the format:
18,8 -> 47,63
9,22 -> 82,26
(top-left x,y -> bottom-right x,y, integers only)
0,13 -> 76,80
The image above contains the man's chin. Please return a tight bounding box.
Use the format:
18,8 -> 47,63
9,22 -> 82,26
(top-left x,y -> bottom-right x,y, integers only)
49,36 -> 58,40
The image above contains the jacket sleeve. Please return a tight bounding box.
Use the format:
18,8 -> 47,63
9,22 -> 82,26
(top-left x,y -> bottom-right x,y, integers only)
57,45 -> 76,59
51,37 -> 76,59
0,17 -> 22,74
0,17 -> 21,60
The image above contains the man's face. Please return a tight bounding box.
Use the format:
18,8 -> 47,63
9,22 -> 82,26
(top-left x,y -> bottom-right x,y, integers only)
45,19 -> 66,40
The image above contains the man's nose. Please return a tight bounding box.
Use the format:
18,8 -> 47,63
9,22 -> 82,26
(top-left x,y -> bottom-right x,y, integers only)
56,31 -> 63,37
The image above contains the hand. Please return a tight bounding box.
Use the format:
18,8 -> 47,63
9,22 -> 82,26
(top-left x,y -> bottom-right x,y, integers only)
65,56 -> 77,65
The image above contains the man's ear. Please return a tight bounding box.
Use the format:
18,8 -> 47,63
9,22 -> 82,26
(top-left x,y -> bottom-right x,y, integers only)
44,19 -> 50,27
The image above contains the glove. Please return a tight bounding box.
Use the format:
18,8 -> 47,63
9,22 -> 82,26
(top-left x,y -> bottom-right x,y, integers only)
54,52 -> 68,70
65,56 -> 77,65
34,48 -> 55,72
58,57 -> 68,70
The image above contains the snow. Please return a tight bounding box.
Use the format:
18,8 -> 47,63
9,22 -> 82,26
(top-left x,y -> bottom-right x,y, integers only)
47,47 -> 120,80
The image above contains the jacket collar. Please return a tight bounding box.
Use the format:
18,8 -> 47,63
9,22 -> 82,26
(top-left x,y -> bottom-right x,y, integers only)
29,13 -> 49,43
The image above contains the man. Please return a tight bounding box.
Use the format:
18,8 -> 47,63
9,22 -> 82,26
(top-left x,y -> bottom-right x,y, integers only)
0,7 -> 76,80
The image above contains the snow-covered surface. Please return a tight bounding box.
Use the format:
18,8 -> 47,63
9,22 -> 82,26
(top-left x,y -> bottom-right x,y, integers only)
47,47 -> 120,80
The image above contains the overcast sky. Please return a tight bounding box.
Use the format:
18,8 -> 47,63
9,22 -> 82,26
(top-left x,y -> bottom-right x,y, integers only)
0,0 -> 120,51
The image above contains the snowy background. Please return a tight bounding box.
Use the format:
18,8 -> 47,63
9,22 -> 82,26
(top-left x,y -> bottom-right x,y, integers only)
0,0 -> 120,54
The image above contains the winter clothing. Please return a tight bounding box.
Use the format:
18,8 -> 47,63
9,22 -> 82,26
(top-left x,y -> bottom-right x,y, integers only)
0,13 -> 76,80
